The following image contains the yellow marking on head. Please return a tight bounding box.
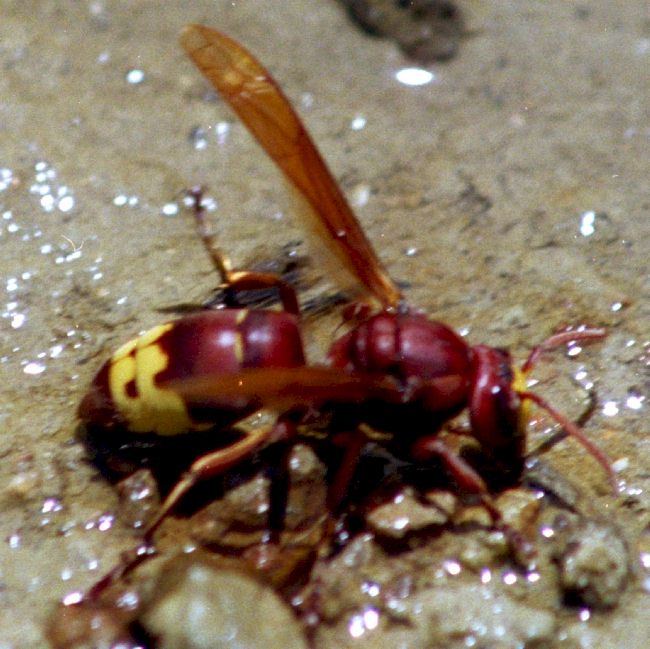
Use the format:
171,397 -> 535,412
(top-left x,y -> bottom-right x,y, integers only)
512,366 -> 531,439
109,323 -> 194,435
235,309 -> 248,325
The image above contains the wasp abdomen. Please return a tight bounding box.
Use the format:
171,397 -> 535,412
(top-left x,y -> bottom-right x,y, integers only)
79,310 -> 305,436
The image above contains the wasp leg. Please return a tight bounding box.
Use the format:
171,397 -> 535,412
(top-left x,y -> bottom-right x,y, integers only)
411,435 -> 535,560
143,420 -> 289,543
185,186 -> 300,315
325,428 -> 368,512
223,270 -> 300,316
184,185 -> 234,284
85,544 -> 156,601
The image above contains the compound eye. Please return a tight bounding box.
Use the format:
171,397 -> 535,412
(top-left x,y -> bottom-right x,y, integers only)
468,345 -> 521,457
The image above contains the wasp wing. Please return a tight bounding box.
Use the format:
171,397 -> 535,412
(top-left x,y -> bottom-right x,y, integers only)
180,24 -> 401,309
167,366 -> 403,413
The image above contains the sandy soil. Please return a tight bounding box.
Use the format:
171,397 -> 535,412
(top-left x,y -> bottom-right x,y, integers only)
0,1 -> 648,647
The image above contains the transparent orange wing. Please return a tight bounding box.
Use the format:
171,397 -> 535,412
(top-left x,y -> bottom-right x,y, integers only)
180,24 -> 401,309
168,366 -> 402,412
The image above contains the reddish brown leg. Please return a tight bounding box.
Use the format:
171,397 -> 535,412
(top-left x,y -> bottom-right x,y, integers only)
224,270 -> 300,316
185,186 -> 300,315
185,185 -> 232,284
85,420 -> 297,601
85,544 -> 156,601
143,419 -> 290,542
326,429 -> 368,512
412,435 -> 490,495
412,435 -> 534,558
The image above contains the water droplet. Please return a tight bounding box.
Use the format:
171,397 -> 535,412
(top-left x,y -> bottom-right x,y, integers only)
10,313 -> 26,328
444,559 -> 462,575
113,193 -> 139,208
361,581 -> 381,597
97,514 -> 114,531
161,202 -> 179,217
579,210 -> 596,236
62,591 -> 83,606
602,400 -> 619,417
612,457 -> 629,472
40,194 -> 55,211
0,167 -> 15,192
540,525 -> 555,539
502,571 -> 517,585
116,590 -> 140,609
8,532 -> 22,549
215,120 -> 230,144
348,607 -> 380,638
625,392 -> 644,410
395,67 -> 436,86
190,125 -> 208,150
23,362 -> 46,375
49,344 -> 64,358
42,498 -> 63,514
126,68 -> 145,84
352,184 -> 371,207
58,195 -> 75,213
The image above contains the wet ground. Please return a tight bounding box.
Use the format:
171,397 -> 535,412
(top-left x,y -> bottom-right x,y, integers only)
1,1 -> 649,647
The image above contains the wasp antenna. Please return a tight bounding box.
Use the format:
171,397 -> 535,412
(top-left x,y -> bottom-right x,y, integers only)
519,390 -> 618,493
522,327 -> 607,374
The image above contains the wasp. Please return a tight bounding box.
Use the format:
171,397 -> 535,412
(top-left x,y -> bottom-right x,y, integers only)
79,25 -> 616,561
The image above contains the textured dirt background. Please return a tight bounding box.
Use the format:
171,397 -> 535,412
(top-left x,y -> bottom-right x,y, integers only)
0,1 -> 648,647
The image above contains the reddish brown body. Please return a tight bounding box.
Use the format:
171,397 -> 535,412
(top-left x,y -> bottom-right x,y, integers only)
78,26 -> 616,589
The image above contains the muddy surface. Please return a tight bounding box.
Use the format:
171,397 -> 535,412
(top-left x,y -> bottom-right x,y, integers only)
1,1 -> 649,647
